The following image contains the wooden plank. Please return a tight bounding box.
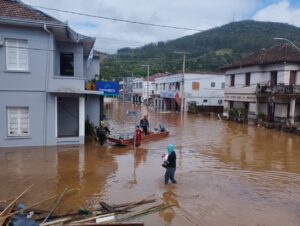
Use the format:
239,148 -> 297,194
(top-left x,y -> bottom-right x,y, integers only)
42,188 -> 67,223
120,194 -> 154,213
68,223 -> 144,226
68,213 -> 115,224
39,217 -> 72,226
0,184 -> 33,218
0,188 -> 77,221
0,203 -> 15,226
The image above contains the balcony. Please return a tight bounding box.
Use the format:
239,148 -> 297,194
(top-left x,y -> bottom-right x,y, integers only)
256,84 -> 300,96
48,76 -> 103,95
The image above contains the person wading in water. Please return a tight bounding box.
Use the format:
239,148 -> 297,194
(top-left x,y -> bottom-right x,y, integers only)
140,115 -> 149,135
163,144 -> 177,185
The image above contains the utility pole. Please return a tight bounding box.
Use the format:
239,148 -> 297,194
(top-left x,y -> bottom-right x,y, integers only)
141,64 -> 150,106
174,51 -> 189,112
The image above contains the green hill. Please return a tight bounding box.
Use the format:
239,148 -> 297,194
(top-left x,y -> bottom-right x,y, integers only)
101,20 -> 300,80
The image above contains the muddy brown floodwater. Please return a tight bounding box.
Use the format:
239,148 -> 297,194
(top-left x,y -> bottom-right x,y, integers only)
1,99 -> 300,226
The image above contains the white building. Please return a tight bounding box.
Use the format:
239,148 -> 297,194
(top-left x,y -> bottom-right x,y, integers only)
223,44 -> 300,123
133,73 -> 168,104
153,72 -> 225,112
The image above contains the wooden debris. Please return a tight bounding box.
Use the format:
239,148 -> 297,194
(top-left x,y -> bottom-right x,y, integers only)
43,188 -> 67,223
68,213 -> 115,224
0,188 -> 77,221
39,217 -> 72,226
118,203 -> 175,221
119,194 -> 155,213
0,202 -> 16,226
0,184 -> 33,218
68,223 -> 144,226
99,202 -> 115,213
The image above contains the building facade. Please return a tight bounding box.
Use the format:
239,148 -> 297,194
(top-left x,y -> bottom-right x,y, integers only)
153,73 -> 225,112
0,0 -> 103,147
223,44 -> 300,123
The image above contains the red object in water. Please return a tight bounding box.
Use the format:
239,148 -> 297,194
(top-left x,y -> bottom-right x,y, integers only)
135,128 -> 142,146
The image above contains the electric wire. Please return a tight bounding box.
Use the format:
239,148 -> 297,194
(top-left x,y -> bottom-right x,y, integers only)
32,5 -> 204,32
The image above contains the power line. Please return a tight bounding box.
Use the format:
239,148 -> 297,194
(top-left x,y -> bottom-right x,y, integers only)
32,5 -> 203,32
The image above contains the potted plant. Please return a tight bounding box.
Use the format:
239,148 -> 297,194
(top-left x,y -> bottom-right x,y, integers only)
85,80 -> 92,90
91,78 -> 96,90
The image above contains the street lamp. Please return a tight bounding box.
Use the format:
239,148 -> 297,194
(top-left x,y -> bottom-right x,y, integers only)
273,37 -> 300,52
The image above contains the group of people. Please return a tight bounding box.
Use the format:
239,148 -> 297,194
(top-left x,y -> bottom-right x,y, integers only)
96,114 -> 177,185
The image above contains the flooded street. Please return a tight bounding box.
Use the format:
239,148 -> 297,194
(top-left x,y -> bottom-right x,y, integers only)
1,99 -> 300,226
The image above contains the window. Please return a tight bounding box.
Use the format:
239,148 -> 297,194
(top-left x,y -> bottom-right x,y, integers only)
290,71 -> 297,85
7,107 -> 29,136
203,99 -> 208,103
211,82 -> 216,88
221,82 -> 225,89
270,71 -> 277,86
60,52 -> 74,76
156,84 -> 158,90
245,72 -> 251,86
163,83 -> 165,90
6,39 -> 29,71
192,82 -> 199,90
230,74 -> 235,86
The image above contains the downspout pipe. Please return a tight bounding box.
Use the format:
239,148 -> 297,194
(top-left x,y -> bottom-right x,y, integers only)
43,24 -> 51,146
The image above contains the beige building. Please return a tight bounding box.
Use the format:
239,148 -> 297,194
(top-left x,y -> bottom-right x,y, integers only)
223,44 -> 300,123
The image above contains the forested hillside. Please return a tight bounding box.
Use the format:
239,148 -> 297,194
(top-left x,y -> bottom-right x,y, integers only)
101,20 -> 300,80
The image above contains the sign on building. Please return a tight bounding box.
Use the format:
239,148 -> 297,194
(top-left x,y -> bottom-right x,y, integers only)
96,81 -> 119,96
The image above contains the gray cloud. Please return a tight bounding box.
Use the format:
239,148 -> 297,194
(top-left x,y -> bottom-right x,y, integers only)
23,0 -> 264,53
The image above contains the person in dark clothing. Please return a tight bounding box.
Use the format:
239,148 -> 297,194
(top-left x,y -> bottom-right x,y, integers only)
97,126 -> 106,146
164,144 -> 177,185
140,115 -> 149,135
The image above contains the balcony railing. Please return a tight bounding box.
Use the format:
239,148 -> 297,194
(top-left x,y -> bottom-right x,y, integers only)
256,84 -> 300,95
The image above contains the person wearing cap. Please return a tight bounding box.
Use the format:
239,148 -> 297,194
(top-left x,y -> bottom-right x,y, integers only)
164,144 -> 177,185
140,115 -> 149,135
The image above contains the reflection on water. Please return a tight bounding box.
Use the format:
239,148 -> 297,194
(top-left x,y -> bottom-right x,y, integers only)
1,99 -> 300,225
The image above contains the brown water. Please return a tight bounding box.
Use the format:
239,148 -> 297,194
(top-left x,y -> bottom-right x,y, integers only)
1,100 -> 300,226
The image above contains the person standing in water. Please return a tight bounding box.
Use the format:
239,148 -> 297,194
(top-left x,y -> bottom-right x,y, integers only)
164,144 -> 177,185
140,115 -> 149,135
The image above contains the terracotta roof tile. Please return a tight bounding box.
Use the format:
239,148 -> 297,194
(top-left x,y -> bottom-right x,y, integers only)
222,44 -> 300,70
0,0 -> 58,22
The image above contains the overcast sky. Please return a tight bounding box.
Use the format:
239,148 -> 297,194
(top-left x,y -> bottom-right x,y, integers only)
22,0 -> 300,53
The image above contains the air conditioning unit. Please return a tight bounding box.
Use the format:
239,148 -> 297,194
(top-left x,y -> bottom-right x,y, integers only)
0,37 -> 4,46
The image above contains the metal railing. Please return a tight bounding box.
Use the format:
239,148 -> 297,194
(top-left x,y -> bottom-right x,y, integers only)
256,84 -> 300,95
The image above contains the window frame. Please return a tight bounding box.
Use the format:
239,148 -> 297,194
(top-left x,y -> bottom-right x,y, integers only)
5,38 -> 29,71
7,107 -> 30,137
230,74 -> 235,87
60,52 -> 74,76
245,72 -> 251,86
211,82 -> 216,88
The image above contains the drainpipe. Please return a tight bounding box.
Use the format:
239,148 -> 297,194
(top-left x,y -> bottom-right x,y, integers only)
43,24 -> 51,146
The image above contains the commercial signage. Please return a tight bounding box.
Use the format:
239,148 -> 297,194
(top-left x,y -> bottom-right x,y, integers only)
161,91 -> 175,98
225,94 -> 255,102
96,81 -> 119,96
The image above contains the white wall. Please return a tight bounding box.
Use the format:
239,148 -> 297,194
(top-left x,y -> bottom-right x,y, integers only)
275,103 -> 288,118
184,73 -> 225,106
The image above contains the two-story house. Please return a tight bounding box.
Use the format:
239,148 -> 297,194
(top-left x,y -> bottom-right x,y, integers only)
0,0 -> 103,147
153,72 -> 225,112
223,44 -> 300,123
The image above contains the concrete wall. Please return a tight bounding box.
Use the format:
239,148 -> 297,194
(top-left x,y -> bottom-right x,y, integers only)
0,24 -> 51,91
85,95 -> 100,126
184,73 -> 225,106
274,103 -> 288,119
54,41 -> 84,77
0,91 -> 46,147
87,56 -> 100,80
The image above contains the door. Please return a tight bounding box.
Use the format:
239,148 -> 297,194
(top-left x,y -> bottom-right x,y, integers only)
267,103 -> 275,122
271,71 -> 277,86
290,71 -> 297,85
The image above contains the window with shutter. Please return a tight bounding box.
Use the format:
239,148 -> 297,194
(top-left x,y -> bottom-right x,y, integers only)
5,39 -> 29,71
7,107 -> 29,136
